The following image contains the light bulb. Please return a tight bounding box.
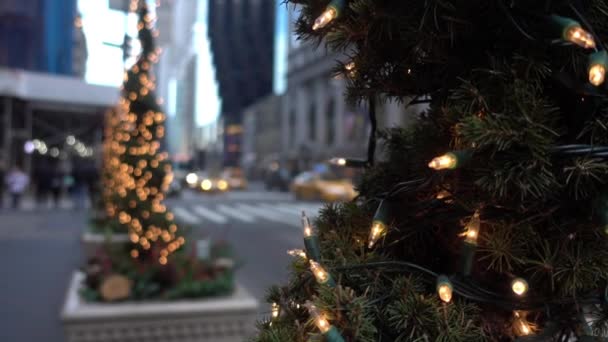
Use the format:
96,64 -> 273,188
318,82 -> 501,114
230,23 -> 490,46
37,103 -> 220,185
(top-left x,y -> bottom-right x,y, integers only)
565,25 -> 595,49
287,249 -> 307,259
588,51 -> 608,87
312,7 -> 337,31
309,260 -> 329,284
329,157 -> 347,166
344,62 -> 356,77
589,64 -> 605,86
513,311 -> 533,336
462,210 -> 481,245
436,190 -> 451,200
428,153 -> 457,170
367,221 -> 386,248
511,278 -> 528,296
306,302 -> 331,334
436,275 -> 453,303
271,302 -> 280,319
302,211 -> 314,237
368,200 -> 390,248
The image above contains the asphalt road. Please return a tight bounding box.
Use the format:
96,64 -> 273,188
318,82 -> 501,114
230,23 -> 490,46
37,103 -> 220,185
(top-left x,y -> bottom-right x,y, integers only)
0,184 -> 324,342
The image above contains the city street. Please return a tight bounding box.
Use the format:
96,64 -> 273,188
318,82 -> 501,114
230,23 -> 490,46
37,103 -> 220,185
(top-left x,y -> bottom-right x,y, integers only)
0,183 -> 324,342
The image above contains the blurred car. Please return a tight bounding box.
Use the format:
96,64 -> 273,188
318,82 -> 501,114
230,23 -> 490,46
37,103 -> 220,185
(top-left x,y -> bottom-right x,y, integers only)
197,173 -> 229,193
264,162 -> 289,191
222,167 -> 248,190
291,171 -> 357,202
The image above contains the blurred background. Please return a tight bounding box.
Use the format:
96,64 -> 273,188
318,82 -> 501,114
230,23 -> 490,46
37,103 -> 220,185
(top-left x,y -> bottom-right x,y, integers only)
0,0 -> 416,341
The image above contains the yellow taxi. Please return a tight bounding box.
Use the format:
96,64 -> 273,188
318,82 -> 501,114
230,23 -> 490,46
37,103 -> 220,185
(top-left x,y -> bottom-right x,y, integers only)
291,171 -> 357,202
222,167 -> 248,190
199,177 -> 229,193
186,172 -> 229,193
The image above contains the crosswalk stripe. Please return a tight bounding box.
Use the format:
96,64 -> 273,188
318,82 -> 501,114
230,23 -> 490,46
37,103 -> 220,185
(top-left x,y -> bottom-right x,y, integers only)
235,203 -> 299,227
216,204 -> 255,223
268,203 -> 301,216
172,206 -> 200,225
192,205 -> 228,224
224,191 -> 293,201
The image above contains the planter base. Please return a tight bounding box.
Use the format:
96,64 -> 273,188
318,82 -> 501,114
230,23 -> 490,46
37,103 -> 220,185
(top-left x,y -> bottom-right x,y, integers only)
61,272 -> 259,342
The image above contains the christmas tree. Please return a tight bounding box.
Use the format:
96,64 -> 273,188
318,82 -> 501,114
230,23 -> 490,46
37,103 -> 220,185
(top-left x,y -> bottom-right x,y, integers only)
102,4 -> 183,265
256,1 -> 608,341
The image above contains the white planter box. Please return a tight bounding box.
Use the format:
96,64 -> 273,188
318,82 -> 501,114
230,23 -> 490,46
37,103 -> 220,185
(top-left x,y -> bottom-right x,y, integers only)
81,232 -> 130,259
61,272 -> 259,342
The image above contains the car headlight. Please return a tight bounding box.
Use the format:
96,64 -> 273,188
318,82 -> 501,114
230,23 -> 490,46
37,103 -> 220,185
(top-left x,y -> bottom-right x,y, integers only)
217,179 -> 228,191
186,173 -> 198,185
201,179 -> 212,191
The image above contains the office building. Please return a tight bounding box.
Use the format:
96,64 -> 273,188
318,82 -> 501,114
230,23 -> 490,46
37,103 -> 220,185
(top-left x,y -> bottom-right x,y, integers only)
207,0 -> 275,166
0,0 -> 86,77
282,5 -> 418,173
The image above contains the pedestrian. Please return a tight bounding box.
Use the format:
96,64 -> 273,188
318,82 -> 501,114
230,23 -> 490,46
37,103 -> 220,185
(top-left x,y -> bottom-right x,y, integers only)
5,165 -> 29,209
70,167 -> 87,210
50,168 -> 62,208
0,160 -> 5,209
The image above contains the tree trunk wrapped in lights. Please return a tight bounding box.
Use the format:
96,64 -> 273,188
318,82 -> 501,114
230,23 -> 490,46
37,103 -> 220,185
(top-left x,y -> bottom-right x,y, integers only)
102,4 -> 182,264
256,1 -> 608,341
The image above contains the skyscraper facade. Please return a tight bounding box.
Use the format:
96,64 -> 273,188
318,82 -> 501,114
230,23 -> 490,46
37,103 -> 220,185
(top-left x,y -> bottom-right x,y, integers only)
207,0 -> 275,166
0,0 -> 84,76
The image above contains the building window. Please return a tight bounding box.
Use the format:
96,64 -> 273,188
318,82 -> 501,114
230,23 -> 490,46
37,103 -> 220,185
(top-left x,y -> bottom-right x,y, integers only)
309,105 -> 316,141
326,99 -> 335,145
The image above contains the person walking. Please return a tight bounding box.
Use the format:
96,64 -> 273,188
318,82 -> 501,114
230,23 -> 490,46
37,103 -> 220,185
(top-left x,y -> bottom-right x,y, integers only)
50,168 -> 62,209
0,160 -> 5,209
5,165 -> 29,209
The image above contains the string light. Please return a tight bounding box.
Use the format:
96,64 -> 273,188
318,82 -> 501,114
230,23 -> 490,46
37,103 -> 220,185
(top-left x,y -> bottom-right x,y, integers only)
435,189 -> 451,200
511,278 -> 529,296
428,153 -> 458,170
552,15 -> 596,49
461,210 -> 481,245
302,211 -> 321,261
305,302 -> 345,342
344,61 -> 356,77
588,50 -> 608,86
309,260 -> 335,287
512,311 -> 533,336
368,200 -> 389,249
313,8 -> 337,31
271,302 -> 280,319
428,150 -> 472,170
436,275 -> 453,303
287,249 -> 307,259
460,210 -> 480,275
312,0 -> 345,31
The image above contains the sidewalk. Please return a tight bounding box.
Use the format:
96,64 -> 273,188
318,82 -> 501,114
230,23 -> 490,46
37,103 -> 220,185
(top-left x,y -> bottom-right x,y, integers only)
0,209 -> 86,342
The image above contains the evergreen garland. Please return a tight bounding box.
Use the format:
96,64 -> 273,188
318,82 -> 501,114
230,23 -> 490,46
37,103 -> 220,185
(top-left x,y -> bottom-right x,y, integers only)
255,0 -> 608,341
